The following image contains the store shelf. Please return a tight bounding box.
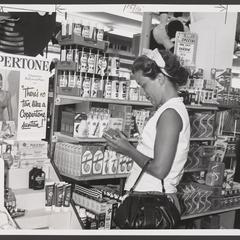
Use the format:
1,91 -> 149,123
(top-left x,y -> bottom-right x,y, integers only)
190,137 -> 215,141
186,105 -> 218,111
56,62 -> 78,71
218,104 -> 240,110
60,171 -> 129,181
59,34 -> 109,51
55,94 -> 153,106
55,95 -> 220,110
106,49 -> 136,59
184,168 -> 208,173
181,205 -> 240,220
55,132 -> 138,143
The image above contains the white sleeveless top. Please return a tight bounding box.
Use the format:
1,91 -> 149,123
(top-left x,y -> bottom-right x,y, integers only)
124,97 -> 190,193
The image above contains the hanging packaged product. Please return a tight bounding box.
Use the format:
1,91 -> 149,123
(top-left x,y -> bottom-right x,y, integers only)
95,50 -> 101,75
61,14 -> 67,37
59,71 -> 68,88
82,74 -> 91,97
73,113 -> 88,138
92,23 -> 98,41
76,72 -> 83,91
68,71 -> 76,88
91,75 -> 100,98
97,76 -> 105,98
66,46 -> 73,62
60,46 -> 66,62
100,54 -> 108,76
32,166 -> 45,190
88,50 -> 96,74
118,77 -> 127,100
79,48 -> 88,73
104,75 -> 112,98
73,19 -> 83,36
73,45 -> 79,64
108,56 -> 120,77
82,21 -> 90,38
66,17 -> 73,36
111,76 -> 119,99
129,80 -> 139,101
97,24 -> 104,41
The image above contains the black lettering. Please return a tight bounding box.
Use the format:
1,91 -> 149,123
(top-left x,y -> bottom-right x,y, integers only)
12,57 -> 21,69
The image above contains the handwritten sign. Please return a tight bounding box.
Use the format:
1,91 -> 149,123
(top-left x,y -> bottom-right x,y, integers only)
174,31 -> 198,67
17,69 -> 49,140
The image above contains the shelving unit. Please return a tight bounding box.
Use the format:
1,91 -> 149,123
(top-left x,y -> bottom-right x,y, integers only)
54,132 -> 138,143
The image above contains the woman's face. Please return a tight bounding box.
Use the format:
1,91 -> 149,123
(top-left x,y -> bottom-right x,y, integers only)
134,70 -> 164,107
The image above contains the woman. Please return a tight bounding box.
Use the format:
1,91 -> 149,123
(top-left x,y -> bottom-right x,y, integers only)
0,73 -> 12,121
104,49 -> 190,213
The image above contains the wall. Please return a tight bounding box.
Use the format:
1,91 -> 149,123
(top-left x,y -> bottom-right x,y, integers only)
190,12 -> 237,79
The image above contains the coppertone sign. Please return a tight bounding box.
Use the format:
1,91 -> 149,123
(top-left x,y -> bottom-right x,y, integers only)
0,52 -> 50,140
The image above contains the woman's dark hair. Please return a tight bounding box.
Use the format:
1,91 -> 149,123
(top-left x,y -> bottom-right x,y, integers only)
132,50 -> 189,87
166,20 -> 184,39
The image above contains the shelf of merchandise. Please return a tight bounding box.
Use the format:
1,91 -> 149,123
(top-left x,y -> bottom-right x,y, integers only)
54,132 -> 138,143
54,132 -> 214,144
181,205 -> 240,220
55,95 -> 153,106
59,171 -> 129,181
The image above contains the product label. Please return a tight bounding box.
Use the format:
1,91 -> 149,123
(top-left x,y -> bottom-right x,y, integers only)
73,24 -> 82,36
88,53 -> 96,74
82,26 -> 90,38
66,49 -> 73,62
81,149 -> 93,175
97,29 -> 104,41
82,77 -> 91,97
80,52 -> 88,73
93,149 -> 104,174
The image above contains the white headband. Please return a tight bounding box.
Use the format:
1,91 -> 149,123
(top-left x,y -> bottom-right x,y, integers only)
142,48 -> 173,78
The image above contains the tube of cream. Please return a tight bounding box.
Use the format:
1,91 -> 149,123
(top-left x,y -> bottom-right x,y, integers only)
54,183 -> 64,212
45,182 -> 55,211
62,183 -> 72,211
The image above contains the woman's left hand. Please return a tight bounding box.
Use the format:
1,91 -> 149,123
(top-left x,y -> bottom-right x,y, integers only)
104,129 -> 133,155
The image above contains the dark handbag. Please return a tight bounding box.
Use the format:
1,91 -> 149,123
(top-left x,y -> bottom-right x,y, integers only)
114,160 -> 181,229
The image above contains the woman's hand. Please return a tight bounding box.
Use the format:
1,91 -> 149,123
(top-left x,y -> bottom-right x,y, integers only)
104,129 -> 134,156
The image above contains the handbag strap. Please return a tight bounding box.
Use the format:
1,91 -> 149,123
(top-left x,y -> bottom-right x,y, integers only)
129,159 -> 165,194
